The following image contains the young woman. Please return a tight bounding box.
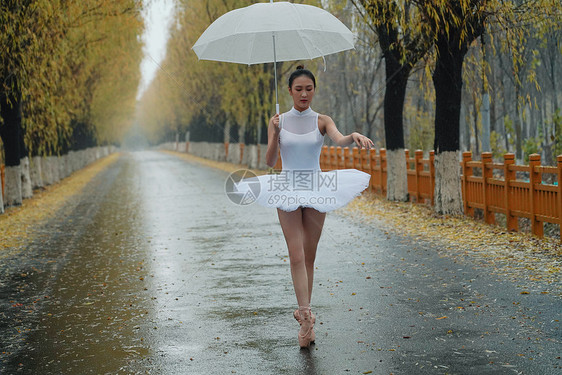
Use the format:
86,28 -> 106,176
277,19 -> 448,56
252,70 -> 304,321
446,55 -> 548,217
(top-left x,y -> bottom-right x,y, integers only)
253,66 -> 373,348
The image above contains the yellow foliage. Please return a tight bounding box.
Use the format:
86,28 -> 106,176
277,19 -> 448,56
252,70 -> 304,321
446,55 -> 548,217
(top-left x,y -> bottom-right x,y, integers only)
1,1 -> 143,156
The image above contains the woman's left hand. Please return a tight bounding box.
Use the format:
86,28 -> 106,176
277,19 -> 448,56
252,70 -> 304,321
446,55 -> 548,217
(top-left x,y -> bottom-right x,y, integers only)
352,132 -> 374,150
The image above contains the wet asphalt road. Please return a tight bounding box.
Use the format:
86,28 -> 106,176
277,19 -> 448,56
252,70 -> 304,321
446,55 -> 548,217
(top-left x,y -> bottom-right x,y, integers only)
0,151 -> 560,375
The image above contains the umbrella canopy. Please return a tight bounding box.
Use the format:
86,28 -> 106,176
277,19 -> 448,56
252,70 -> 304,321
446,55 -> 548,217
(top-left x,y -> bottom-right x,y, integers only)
192,1 -> 354,112
192,1 -> 354,65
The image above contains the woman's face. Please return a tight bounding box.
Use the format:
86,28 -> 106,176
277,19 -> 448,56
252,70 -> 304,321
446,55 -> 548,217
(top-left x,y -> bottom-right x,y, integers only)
288,75 -> 315,111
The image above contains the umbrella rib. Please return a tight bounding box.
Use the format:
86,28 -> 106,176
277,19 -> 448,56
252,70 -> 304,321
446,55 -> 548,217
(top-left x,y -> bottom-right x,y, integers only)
297,30 -> 318,61
248,33 -> 258,65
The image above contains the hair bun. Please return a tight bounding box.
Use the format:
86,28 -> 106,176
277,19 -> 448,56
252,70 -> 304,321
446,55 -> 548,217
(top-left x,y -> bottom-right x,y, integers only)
296,64 -> 304,70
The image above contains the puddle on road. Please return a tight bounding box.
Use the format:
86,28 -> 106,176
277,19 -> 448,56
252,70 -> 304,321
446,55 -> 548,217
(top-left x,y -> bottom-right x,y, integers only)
2,152 -> 341,374
2,155 -> 157,374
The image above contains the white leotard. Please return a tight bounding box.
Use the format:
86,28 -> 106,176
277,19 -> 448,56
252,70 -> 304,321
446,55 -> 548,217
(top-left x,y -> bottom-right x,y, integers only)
279,107 -> 323,171
239,107 -> 370,212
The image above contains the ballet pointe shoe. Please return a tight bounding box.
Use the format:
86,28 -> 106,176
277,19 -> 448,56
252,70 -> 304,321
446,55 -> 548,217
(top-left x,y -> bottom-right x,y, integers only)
298,306 -> 314,348
293,308 -> 316,343
293,309 -> 316,326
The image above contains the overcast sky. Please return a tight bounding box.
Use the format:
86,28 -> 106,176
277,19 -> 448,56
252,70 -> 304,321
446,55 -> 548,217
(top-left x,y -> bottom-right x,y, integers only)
136,0 -> 177,100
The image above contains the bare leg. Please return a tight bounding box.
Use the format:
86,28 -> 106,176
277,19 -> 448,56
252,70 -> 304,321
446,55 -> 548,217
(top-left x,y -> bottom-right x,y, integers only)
278,207 -> 325,348
301,208 -> 326,304
277,208 -> 309,307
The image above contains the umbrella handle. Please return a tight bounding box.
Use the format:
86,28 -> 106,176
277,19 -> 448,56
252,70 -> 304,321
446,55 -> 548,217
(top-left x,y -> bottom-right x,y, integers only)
273,30 -> 279,115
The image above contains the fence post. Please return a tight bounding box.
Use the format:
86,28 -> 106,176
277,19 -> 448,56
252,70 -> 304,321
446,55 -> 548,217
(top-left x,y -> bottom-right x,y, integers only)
370,149 -> 378,192
415,150 -> 423,203
481,152 -> 495,224
320,145 -> 328,170
343,147 -> 355,169
361,148 -> 368,174
558,155 -> 562,240
240,143 -> 245,165
336,146 -> 343,169
462,151 -> 474,217
504,153 -> 518,232
529,154 -> 543,237
353,147 -> 360,169
380,148 -> 387,196
429,151 -> 435,205
405,150 -> 411,200
329,146 -> 336,170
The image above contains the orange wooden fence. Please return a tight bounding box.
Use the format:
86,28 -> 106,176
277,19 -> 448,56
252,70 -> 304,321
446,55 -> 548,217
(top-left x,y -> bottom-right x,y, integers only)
406,150 -> 435,205
280,145 -> 561,238
461,152 -> 562,238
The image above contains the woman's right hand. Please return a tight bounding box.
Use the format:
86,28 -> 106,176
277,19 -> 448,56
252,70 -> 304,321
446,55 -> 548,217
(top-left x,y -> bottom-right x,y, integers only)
270,114 -> 280,133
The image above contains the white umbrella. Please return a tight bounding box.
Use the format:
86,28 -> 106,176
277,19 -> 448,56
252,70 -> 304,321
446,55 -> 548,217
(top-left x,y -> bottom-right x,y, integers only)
192,0 -> 354,113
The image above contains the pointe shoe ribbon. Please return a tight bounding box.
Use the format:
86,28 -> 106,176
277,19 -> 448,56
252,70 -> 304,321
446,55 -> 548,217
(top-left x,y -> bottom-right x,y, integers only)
293,309 -> 316,326
294,308 -> 316,344
297,306 -> 315,348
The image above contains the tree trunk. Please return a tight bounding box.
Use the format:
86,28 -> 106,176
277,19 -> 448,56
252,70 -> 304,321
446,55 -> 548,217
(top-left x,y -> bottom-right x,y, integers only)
0,88 -> 25,206
434,151 -> 462,214
432,37 -> 467,215
30,155 -> 44,189
498,54 -> 511,152
480,31 -> 491,152
383,52 -> 410,201
386,148 -> 408,201
50,156 -> 61,184
224,119 -> 231,144
529,103 -> 536,139
548,33 -> 559,113
20,156 -> 33,199
481,93 -> 491,151
0,182 -> 3,213
461,101 -> 470,151
514,80 -> 523,161
541,94 -> 554,166
4,165 -> 22,206
473,102 -> 480,156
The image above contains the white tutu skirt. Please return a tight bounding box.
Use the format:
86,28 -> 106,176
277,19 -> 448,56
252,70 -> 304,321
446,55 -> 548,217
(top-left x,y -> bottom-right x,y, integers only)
236,169 -> 370,212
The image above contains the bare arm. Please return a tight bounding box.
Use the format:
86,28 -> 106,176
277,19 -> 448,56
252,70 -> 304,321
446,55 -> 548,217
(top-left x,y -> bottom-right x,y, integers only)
320,114 -> 374,149
265,114 -> 281,167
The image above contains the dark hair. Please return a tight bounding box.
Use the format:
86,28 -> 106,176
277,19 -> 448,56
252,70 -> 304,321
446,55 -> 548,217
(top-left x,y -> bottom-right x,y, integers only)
288,65 -> 316,89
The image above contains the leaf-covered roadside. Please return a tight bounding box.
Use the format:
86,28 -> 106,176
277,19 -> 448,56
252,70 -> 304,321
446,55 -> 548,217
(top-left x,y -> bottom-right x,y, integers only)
341,193 -> 562,298
0,153 -> 120,258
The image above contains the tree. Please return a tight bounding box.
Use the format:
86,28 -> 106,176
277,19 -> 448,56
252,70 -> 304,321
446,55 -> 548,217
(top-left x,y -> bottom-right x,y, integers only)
414,0 -> 486,214
1,0 -> 143,207
137,0 -> 286,146
353,0 -> 431,201
414,0 -> 561,214
1,0 -> 51,205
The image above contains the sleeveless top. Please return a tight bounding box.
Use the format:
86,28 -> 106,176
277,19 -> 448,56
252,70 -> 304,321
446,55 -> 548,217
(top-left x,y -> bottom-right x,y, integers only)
279,107 -> 323,171
237,107 -> 371,212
